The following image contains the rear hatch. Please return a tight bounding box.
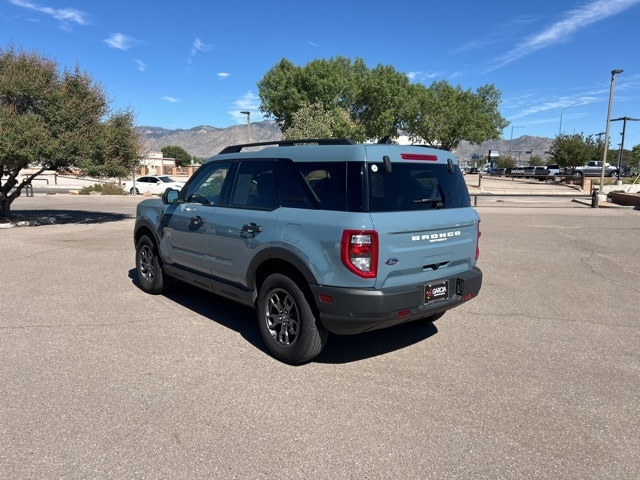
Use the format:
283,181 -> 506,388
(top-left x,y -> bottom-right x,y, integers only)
363,145 -> 479,289
371,210 -> 479,289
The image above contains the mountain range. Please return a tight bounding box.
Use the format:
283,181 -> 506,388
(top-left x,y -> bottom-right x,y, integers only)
137,121 -> 554,163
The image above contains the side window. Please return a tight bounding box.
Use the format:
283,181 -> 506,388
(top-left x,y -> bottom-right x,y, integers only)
277,159 -> 314,209
296,162 -> 347,211
184,162 -> 231,205
229,160 -> 277,210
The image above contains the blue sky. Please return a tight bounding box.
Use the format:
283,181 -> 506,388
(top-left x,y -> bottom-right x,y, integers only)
2,0 -> 640,146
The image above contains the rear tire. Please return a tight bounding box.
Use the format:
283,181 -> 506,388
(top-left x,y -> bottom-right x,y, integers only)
135,235 -> 169,294
257,273 -> 328,364
130,188 -> 140,195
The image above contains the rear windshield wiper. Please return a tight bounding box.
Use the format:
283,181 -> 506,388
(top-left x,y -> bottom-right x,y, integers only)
411,198 -> 444,208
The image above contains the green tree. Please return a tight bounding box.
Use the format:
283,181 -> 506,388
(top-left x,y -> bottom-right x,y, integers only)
282,101 -> 361,140
631,144 -> 640,173
548,133 -> 601,169
281,101 -> 333,140
258,57 -> 364,136
528,155 -> 545,166
84,109 -> 143,179
353,64 -> 411,140
259,58 -> 507,148
161,145 -> 193,167
495,156 -> 516,169
402,82 -> 509,151
0,47 -> 139,217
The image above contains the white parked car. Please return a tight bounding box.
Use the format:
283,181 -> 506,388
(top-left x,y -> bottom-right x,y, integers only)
123,175 -> 185,195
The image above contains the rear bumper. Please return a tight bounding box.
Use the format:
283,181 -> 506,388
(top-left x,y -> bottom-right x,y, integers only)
311,267 -> 482,335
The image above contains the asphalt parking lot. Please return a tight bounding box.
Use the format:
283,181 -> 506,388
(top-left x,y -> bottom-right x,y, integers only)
1,194 -> 639,479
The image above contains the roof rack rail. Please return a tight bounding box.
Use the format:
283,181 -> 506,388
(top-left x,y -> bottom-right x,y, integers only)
218,138 -> 356,154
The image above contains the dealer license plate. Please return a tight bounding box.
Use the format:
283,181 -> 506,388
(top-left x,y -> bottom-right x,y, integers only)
425,281 -> 449,303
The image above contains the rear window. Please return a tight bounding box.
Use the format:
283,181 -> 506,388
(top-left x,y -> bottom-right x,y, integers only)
276,159 -> 469,212
367,163 -> 470,212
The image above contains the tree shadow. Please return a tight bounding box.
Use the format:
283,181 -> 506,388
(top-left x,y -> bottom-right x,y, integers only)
128,270 -> 439,365
4,209 -> 132,225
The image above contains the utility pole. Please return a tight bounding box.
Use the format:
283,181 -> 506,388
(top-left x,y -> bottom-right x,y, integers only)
610,116 -> 640,179
599,69 -> 623,191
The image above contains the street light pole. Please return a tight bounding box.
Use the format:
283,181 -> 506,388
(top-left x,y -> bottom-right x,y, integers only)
559,102 -> 583,135
240,111 -> 251,143
510,126 -> 525,158
611,116 -> 640,178
599,69 -> 623,192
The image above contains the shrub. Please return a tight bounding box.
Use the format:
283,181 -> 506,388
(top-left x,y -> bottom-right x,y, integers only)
78,183 -> 126,195
606,190 -> 625,200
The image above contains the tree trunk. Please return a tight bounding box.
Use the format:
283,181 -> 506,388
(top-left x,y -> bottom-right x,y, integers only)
0,167 -> 41,218
0,197 -> 11,218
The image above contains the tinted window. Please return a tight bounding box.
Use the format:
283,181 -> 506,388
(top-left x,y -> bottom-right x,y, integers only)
184,162 -> 231,205
277,160 -> 315,209
277,160 -> 363,211
367,163 -> 470,212
229,160 -> 277,210
295,162 -> 348,211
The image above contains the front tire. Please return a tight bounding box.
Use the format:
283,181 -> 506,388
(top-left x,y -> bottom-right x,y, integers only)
135,235 -> 169,294
257,273 -> 328,364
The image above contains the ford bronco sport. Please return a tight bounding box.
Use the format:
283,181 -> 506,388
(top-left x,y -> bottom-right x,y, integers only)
134,139 -> 482,363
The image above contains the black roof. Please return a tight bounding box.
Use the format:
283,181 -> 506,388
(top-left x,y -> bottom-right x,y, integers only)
218,139 -> 356,154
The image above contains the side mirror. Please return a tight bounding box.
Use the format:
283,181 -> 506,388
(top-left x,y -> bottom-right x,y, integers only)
162,188 -> 181,205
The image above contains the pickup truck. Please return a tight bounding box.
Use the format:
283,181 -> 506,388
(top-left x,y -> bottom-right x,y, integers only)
573,161 -> 618,178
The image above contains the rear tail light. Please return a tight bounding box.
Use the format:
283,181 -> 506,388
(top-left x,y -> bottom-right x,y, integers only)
341,230 -> 378,278
475,220 -> 481,260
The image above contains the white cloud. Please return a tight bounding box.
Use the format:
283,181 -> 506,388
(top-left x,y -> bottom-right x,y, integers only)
133,59 -> 146,72
10,0 -> 88,27
486,0 -> 640,71
104,33 -> 136,51
190,37 -> 212,56
407,71 -> 443,82
217,72 -> 230,79
229,91 -> 262,123
161,96 -> 180,103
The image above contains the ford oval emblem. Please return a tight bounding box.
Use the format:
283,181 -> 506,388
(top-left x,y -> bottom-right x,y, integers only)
385,258 -> 399,265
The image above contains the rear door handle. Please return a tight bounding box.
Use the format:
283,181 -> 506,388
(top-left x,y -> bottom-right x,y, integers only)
190,216 -> 204,227
241,223 -> 263,238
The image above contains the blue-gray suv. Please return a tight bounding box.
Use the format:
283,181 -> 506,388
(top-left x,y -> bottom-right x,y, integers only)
134,139 -> 482,363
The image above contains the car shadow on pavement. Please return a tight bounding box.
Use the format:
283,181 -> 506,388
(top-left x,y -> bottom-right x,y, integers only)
7,209 -> 132,225
129,272 -> 268,353
129,271 -> 439,365
315,321 -> 438,364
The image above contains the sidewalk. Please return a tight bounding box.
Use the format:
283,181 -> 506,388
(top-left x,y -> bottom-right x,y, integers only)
465,175 -> 639,208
